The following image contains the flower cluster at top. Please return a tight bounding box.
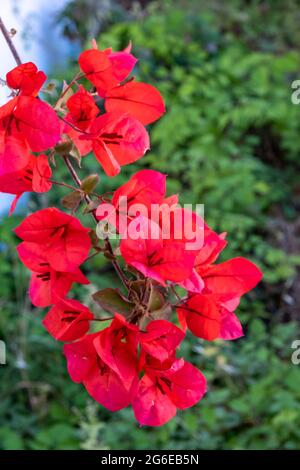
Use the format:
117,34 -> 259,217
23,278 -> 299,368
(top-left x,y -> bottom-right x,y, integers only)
0,39 -> 262,426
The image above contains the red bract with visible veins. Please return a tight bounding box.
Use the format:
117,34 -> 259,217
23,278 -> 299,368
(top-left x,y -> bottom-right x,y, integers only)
0,154 -> 52,215
160,207 -> 204,254
93,313 -> 139,391
65,85 -> 99,131
177,225 -> 263,340
6,62 -> 46,96
112,169 -> 167,212
139,320 -> 185,363
0,64 -> 61,163
96,169 -> 167,233
29,268 -> 89,308
81,111 -> 150,176
0,102 -> 59,174
64,332 -> 138,412
194,225 -> 227,267
132,358 -> 207,426
0,100 -> 31,174
12,95 -> 61,152
79,42 -> 165,124
105,80 -> 166,125
78,44 -> 137,96
120,216 -> 196,285
15,207 -> 91,272
63,86 -> 99,156
16,242 -> 89,307
43,297 -> 94,341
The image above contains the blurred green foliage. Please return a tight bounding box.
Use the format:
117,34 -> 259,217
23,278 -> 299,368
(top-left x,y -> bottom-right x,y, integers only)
1,0 -> 300,450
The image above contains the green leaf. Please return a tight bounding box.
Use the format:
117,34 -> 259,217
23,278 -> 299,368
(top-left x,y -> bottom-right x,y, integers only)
148,286 -> 165,312
54,140 -> 73,155
61,191 -> 83,211
92,288 -> 134,316
81,174 -> 100,194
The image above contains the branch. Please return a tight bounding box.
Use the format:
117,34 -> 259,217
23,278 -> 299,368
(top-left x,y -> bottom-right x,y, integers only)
0,17 -> 22,66
63,155 -> 129,292
63,155 -> 84,191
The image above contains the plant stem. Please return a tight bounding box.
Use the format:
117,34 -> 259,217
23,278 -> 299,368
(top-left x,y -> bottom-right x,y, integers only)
50,179 -> 84,193
63,155 -> 129,291
0,17 -> 22,65
63,155 -> 84,190
54,73 -> 84,108
171,284 -> 182,302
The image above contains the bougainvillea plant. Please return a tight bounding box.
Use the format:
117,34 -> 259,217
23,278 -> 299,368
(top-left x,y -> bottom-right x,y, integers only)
0,18 -> 262,426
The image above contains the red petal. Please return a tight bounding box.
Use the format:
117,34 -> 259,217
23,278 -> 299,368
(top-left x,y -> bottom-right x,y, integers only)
0,132 -> 31,175
66,127 -> 93,156
164,360 -> 207,410
195,228 -> 227,270
161,207 -> 204,253
15,208 -> 91,272
9,195 -> 22,215
46,217 -> 91,272
32,154 -> 52,192
66,86 -> 99,127
178,269 -> 204,293
84,364 -> 137,412
108,51 -> 137,83
63,333 -> 99,383
219,309 -> 244,340
132,374 -> 177,426
43,298 -> 93,342
105,81 -> 165,125
93,327 -> 138,391
112,169 -> 166,209
152,243 -> 196,283
6,62 -> 46,96
15,207 -> 71,242
78,49 -> 113,90
203,257 -> 263,297
120,216 -> 164,283
16,241 -> 48,272
177,294 -> 221,340
140,320 -> 185,362
29,270 -> 72,308
90,112 -> 150,176
14,96 -> 60,151
29,272 -> 53,307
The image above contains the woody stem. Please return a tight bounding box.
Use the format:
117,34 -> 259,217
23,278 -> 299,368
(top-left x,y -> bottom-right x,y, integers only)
50,179 -> 84,193
54,73 -> 84,108
63,155 -> 83,189
63,155 -> 129,292
0,17 -> 22,65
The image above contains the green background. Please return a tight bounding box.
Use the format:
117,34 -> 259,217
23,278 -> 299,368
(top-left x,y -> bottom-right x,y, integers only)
1,0 -> 300,449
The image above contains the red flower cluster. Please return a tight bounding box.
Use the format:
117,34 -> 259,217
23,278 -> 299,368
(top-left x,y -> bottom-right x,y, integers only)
15,208 -> 91,307
0,36 -> 263,427
98,169 -> 262,342
64,42 -> 165,176
0,62 -> 59,212
177,230 -> 262,340
64,314 -> 206,426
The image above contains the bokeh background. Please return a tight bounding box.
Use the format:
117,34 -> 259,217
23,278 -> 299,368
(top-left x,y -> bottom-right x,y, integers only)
1,0 -> 300,450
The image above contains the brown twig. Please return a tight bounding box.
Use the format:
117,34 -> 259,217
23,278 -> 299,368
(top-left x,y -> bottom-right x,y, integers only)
63,155 -> 84,191
0,17 -> 22,65
50,179 -> 84,193
54,73 -> 85,108
63,155 -> 129,291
